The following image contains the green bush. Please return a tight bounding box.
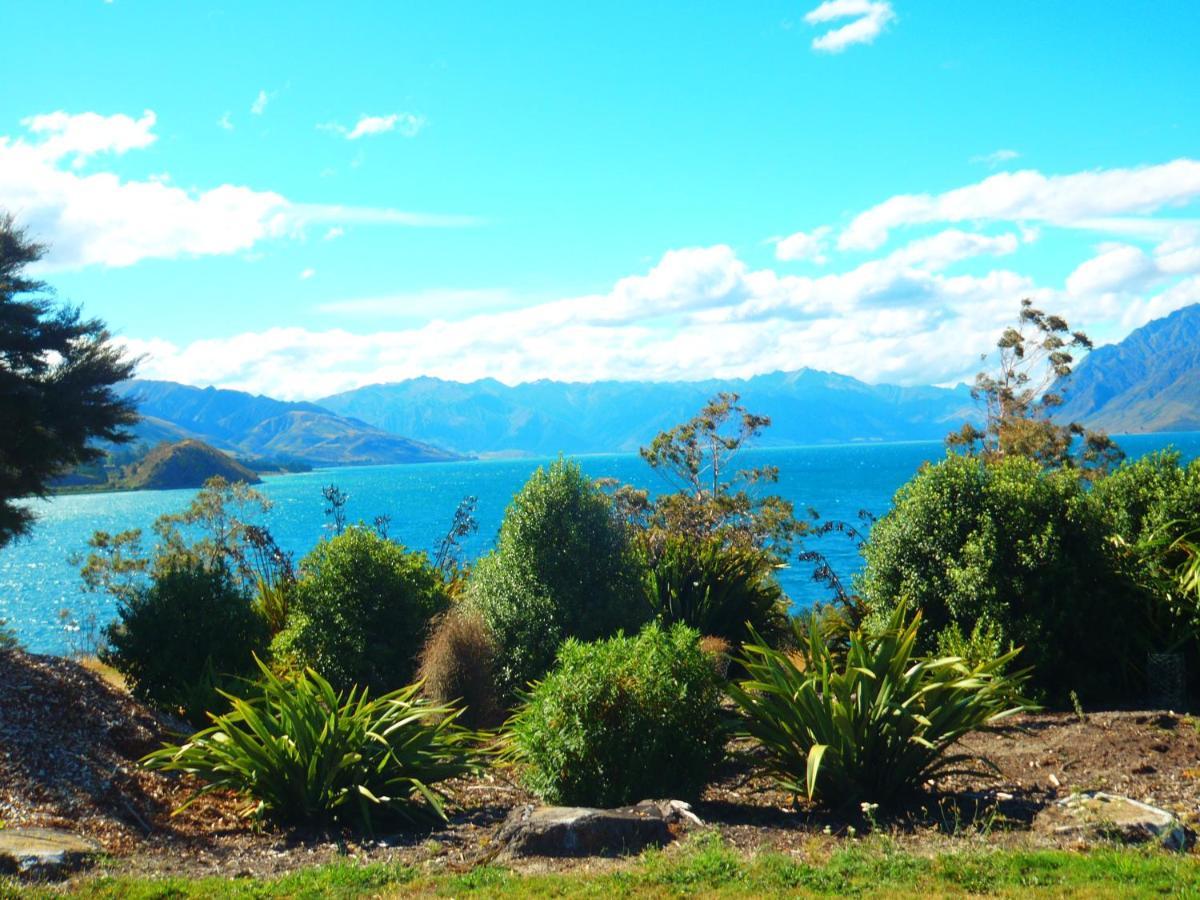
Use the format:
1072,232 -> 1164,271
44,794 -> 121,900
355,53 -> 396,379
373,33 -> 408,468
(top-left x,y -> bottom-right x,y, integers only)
101,560 -> 267,717
857,453 -> 1132,702
643,532 -> 789,648
1090,451 -> 1200,545
468,459 -> 647,699
142,659 -> 479,832
728,606 -> 1028,807
507,622 -> 725,807
272,527 -> 449,694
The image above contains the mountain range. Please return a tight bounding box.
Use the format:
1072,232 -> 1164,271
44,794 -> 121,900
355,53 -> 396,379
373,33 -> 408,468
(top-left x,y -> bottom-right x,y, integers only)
317,371 -> 977,457
113,302 -> 1200,466
1054,303 -> 1200,434
114,381 -> 461,466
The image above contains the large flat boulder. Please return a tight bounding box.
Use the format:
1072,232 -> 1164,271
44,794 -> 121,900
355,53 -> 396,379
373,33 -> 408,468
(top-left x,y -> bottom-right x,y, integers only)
496,799 -> 702,857
0,828 -> 101,877
1036,791 -> 1193,851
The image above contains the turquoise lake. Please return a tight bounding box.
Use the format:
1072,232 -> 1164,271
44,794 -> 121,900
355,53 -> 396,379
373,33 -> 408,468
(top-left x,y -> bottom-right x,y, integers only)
4,433 -> 1199,655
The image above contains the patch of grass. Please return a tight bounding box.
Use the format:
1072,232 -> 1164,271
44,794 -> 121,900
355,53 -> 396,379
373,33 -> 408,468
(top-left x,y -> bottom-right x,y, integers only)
7,835 -> 1200,898
76,655 -> 128,692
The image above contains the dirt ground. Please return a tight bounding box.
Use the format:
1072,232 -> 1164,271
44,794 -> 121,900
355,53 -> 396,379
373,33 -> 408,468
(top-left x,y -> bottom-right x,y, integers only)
3,649 -> 1199,880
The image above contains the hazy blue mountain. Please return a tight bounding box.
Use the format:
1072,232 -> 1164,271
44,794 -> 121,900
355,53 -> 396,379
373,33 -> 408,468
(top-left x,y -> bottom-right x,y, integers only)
1056,303 -> 1200,434
116,381 -> 461,466
318,369 -> 977,457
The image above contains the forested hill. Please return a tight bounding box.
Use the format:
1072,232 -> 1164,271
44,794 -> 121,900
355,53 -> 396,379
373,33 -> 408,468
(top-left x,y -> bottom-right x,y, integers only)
115,380 -> 462,466
317,369 -> 976,457
1055,303 -> 1200,434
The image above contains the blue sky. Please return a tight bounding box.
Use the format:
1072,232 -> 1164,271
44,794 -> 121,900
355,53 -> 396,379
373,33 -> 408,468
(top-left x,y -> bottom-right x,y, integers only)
2,1 -> 1198,398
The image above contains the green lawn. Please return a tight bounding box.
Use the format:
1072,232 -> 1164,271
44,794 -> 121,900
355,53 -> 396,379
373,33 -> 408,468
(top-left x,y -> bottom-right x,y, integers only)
5,833 -> 1199,899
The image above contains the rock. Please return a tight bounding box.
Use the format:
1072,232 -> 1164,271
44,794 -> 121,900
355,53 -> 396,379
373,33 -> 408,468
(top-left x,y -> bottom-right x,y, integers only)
0,828 -> 101,877
495,799 -> 703,857
1035,792 -> 1193,851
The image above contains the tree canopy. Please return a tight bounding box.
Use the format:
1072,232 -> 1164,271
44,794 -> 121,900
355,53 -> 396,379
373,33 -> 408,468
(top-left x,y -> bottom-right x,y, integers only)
0,214 -> 138,546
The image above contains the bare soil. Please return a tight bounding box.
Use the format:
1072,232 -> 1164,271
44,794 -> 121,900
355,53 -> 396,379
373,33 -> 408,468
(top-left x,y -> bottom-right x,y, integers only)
2,649 -> 1198,880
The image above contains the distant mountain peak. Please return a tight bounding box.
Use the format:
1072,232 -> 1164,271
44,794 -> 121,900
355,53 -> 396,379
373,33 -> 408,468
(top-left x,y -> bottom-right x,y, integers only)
1055,303 -> 1200,434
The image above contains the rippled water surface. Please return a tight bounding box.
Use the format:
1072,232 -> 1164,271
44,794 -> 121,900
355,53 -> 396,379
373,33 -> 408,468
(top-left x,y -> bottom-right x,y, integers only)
4,434 -> 1198,654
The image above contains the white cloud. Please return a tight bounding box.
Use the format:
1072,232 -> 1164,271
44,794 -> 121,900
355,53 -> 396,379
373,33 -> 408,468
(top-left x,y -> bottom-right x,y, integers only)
15,122 -> 1191,398
250,90 -> 272,116
1066,232 -> 1200,297
320,113 -> 426,141
884,229 -> 1020,270
348,113 -> 424,140
0,110 -> 478,269
300,268 -> 316,280
971,149 -> 1020,168
804,0 -> 896,53
840,159 -> 1200,250
125,201 -> 1200,399
217,112 -> 233,131
775,226 -> 831,263
20,109 -> 156,168
323,226 -> 344,241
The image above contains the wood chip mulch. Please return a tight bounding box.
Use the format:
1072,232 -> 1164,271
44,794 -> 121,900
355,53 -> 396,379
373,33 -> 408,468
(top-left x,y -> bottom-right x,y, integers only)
3,647 -> 1200,880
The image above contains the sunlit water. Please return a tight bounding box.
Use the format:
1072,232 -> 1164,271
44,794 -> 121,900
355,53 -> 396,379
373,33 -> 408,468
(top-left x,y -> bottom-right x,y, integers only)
4,434 -> 1198,655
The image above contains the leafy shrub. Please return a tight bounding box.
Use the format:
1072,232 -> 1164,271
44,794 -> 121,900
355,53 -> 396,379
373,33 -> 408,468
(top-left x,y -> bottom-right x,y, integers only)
143,660 -> 479,832
935,618 -> 1008,669
1092,452 -> 1200,692
857,453 -> 1132,702
468,459 -> 647,699
506,622 -> 725,807
272,527 -> 449,693
643,532 -> 789,648
417,607 -> 500,729
101,560 -> 266,717
1090,451 -> 1200,545
728,606 -> 1028,807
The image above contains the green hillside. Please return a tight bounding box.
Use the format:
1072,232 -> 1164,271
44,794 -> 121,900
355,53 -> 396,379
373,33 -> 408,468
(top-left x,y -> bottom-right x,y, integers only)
121,440 -> 262,490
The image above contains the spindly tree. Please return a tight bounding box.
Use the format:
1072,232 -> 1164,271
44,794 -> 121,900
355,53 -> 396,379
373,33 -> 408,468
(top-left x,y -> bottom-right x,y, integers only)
0,214 -> 138,546
638,392 -> 801,558
947,299 -> 1122,477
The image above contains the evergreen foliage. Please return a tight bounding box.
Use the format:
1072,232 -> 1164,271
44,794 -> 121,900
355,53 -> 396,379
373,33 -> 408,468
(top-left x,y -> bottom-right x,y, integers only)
101,560 -> 267,717
506,622 -> 725,807
0,214 -> 138,547
468,458 -> 647,698
272,526 -> 449,693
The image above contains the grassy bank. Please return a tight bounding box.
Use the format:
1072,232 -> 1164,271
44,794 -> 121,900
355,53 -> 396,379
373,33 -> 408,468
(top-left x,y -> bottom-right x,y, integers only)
7,835 -> 1199,899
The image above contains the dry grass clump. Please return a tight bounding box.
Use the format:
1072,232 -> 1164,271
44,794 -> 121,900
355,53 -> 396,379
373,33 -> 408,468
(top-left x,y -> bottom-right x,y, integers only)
698,635 -> 732,678
417,607 -> 500,728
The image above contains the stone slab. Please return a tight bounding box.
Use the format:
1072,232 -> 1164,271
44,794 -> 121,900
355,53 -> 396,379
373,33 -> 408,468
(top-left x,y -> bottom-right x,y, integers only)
1035,791 -> 1193,851
0,827 -> 101,877
496,799 -> 702,857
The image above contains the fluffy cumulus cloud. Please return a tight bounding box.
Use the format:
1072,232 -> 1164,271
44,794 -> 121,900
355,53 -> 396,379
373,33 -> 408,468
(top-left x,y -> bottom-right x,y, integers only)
0,110 -> 476,268
127,157 -> 1200,399
804,0 -> 896,53
775,226 -> 831,263
21,109 -> 157,168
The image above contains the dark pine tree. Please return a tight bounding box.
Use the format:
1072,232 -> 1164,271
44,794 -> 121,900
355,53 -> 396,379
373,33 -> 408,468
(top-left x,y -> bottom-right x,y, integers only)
0,214 -> 139,547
